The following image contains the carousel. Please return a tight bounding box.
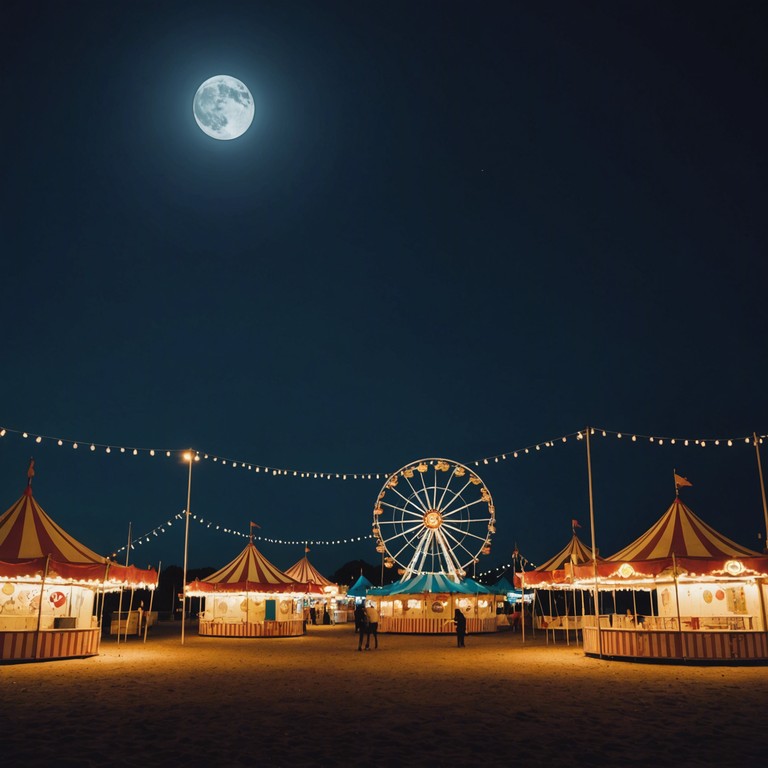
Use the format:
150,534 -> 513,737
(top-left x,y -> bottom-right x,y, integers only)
366,571 -> 498,633
186,537 -> 324,638
0,470 -> 157,663
368,458 -> 498,633
571,496 -> 768,662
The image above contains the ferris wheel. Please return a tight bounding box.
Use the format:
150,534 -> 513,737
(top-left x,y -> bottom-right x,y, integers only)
372,458 -> 496,581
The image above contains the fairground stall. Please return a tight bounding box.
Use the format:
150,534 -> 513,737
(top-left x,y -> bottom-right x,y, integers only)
516,531 -> 602,639
186,540 -> 323,637
284,551 -> 344,623
366,572 -> 498,633
571,497 -> 768,662
0,481 -> 157,663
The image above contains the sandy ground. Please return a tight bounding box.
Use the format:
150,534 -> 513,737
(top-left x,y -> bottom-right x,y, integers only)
2,622 -> 768,768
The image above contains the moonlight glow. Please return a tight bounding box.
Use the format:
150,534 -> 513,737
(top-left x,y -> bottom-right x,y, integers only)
193,75 -> 254,140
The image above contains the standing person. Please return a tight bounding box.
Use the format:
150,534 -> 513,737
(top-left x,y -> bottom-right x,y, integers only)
309,605 -> 317,625
454,608 -> 467,647
356,604 -> 369,651
354,603 -> 366,635
364,602 -> 379,650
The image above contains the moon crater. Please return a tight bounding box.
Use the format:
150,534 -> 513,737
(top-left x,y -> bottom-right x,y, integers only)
193,75 -> 254,140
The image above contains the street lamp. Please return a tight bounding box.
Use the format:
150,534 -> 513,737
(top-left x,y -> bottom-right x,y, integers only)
181,450 -> 199,645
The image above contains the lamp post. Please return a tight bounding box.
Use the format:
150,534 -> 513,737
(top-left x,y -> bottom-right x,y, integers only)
181,450 -> 199,645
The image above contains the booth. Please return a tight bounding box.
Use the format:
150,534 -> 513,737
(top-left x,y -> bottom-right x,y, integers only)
570,498 -> 768,662
187,540 -> 323,638
0,480 -> 157,663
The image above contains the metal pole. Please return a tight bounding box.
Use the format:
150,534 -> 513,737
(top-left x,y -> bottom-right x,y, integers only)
116,522 -> 131,646
585,427 -> 602,657
144,561 -> 160,643
181,451 -> 194,646
753,433 -> 768,551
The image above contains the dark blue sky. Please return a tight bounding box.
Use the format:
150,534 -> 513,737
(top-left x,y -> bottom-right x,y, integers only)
2,2 -> 766,580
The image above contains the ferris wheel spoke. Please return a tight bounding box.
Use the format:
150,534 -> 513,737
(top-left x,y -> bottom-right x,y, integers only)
380,499 -> 426,519
417,470 -> 432,511
404,528 -> 431,576
435,467 -> 458,511
387,483 -> 429,515
434,529 -> 462,574
442,497 -> 488,518
388,528 -> 426,564
442,523 -> 484,551
439,527 -> 476,567
442,522 -> 488,543
401,472 -> 433,513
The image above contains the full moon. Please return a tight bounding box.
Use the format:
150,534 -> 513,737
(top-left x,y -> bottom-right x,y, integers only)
193,75 -> 254,140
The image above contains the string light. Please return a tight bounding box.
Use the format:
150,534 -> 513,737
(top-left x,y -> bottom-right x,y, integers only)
110,510 -> 375,557
1,424 -> 765,483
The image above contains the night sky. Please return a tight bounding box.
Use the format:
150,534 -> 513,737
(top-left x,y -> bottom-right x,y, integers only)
2,2 -> 766,581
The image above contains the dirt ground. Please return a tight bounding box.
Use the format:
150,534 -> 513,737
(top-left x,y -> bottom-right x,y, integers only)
2,622 -> 768,767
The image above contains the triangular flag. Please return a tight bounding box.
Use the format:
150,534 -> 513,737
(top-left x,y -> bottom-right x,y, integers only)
674,474 -> 692,488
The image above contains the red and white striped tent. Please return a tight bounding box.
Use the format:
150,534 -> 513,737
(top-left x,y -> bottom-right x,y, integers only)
0,484 -> 157,662
186,541 -> 323,637
187,542 -> 323,595
572,498 -> 767,583
569,497 -> 768,662
284,555 -> 337,590
0,485 -> 157,589
517,533 -> 601,588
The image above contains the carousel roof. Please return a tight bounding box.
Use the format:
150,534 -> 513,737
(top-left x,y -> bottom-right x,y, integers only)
187,541 -> 323,594
284,555 -> 336,588
369,572 -> 494,595
535,533 -> 599,571
607,498 -> 760,561
0,485 -> 156,588
347,573 -> 373,596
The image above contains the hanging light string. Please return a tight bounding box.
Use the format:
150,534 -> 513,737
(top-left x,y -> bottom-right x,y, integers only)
1,423 -> 765,481
110,510 -> 375,558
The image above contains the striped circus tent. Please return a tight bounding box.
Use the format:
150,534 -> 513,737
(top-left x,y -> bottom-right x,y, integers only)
516,533 -> 600,588
284,555 -> 336,589
1,480 -> 157,663
607,498 -> 760,562
0,485 -> 156,587
186,542 -> 323,595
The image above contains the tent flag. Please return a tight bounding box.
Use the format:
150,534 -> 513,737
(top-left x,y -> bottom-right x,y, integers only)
674,473 -> 692,488
571,519 -> 581,529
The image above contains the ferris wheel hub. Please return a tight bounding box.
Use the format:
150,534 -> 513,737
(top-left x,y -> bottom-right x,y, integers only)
423,509 -> 443,529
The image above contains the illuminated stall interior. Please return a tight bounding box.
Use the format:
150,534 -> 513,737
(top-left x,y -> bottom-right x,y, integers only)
0,477 -> 157,663
187,539 -> 323,637
570,497 -> 768,662
515,532 -> 603,636
366,572 -> 499,634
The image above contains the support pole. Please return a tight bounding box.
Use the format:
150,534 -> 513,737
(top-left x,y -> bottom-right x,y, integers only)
181,451 -> 195,646
144,561 -> 160,643
754,433 -> 768,552
116,522 -> 131,646
585,427 -> 602,657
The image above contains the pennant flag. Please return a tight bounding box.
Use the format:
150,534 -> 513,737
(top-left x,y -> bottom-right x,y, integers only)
674,474 -> 692,488
27,458 -> 35,485
250,521 -> 261,529
571,519 -> 581,529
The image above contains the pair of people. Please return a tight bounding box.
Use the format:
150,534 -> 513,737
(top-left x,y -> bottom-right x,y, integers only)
357,602 -> 379,650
